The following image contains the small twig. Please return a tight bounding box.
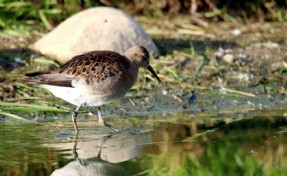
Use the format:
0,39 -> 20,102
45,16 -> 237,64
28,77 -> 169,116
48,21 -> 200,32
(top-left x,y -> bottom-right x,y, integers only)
204,0 -> 217,10
190,0 -> 197,14
190,16 -> 209,28
178,29 -> 205,35
221,87 -> 256,97
4,97 -> 39,102
194,54 -> 210,81
128,98 -> 136,106
0,110 -> 32,123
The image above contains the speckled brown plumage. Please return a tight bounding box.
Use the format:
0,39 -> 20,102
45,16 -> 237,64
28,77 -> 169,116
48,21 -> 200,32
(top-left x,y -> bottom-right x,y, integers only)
59,50 -> 132,84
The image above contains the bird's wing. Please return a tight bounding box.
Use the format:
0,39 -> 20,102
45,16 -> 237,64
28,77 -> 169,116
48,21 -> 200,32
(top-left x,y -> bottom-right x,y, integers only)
25,73 -> 75,87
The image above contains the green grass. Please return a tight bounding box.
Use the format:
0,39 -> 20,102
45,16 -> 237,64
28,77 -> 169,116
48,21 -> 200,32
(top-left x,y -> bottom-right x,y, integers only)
0,0 -> 286,31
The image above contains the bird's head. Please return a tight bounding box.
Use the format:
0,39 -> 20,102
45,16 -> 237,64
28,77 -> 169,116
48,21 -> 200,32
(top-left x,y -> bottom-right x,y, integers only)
125,45 -> 161,83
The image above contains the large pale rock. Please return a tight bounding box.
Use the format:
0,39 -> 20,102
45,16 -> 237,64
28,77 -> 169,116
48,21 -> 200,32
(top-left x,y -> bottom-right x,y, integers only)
32,7 -> 158,63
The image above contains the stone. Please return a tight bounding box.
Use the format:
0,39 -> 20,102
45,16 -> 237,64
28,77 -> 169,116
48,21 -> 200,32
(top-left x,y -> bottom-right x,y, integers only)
32,7 -> 158,63
223,53 -> 234,63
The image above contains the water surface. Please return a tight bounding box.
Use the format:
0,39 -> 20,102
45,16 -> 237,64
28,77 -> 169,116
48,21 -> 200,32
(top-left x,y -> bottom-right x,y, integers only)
1,110 -> 287,176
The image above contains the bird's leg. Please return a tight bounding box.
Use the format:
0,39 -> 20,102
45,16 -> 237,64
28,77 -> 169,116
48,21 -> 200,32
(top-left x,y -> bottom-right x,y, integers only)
97,106 -> 118,131
72,134 -> 79,159
97,106 -> 104,125
72,134 -> 85,165
72,104 -> 82,134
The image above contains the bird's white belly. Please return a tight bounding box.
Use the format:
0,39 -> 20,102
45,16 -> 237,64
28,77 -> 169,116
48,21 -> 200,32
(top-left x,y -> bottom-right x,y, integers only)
41,85 -> 112,107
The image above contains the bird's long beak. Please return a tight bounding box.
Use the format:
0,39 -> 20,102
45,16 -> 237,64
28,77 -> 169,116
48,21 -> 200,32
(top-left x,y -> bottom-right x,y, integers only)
146,65 -> 161,83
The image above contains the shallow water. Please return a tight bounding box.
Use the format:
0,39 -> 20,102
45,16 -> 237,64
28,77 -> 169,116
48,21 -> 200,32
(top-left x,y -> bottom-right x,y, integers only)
0,110 -> 287,176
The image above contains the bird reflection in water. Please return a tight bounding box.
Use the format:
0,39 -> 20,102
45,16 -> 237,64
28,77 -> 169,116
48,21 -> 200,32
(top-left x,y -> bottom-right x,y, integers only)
51,132 -> 151,176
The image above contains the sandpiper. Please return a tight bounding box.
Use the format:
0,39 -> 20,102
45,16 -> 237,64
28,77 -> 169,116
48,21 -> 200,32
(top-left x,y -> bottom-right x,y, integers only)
25,46 -> 161,134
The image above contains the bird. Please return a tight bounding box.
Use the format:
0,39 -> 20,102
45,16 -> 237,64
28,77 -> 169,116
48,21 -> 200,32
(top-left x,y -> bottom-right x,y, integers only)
25,45 -> 161,134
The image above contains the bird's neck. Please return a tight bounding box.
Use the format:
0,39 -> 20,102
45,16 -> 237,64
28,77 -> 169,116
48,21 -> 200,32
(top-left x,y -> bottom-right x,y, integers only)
128,60 -> 140,84
123,53 -> 140,85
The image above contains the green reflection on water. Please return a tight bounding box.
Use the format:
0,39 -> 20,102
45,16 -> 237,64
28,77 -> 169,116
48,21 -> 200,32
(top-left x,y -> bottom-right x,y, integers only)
0,124 -> 64,176
0,111 -> 287,176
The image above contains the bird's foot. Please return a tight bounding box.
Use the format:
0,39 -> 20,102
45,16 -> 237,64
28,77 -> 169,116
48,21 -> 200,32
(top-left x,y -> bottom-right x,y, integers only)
98,118 -> 119,132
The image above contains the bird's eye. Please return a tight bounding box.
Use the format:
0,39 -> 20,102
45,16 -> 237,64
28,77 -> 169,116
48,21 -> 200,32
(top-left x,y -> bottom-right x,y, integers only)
142,55 -> 148,62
